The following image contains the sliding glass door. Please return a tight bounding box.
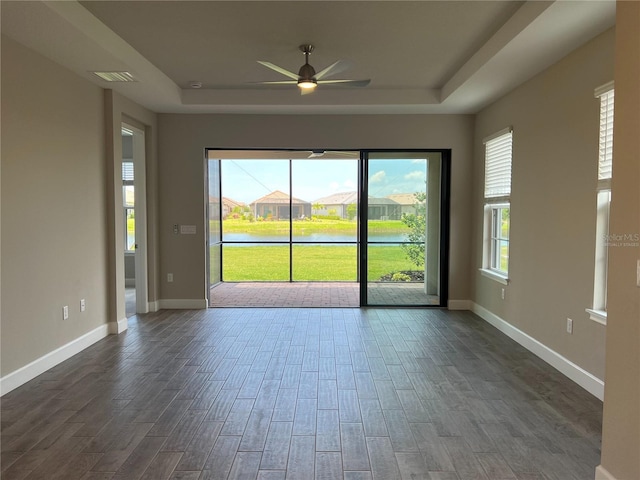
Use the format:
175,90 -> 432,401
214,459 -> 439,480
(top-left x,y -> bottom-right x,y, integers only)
361,152 -> 448,306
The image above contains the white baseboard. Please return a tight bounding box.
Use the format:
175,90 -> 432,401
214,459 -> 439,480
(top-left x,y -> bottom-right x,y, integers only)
158,298 -> 208,309
0,324 -> 110,396
595,465 -> 618,480
471,302 -> 605,400
108,317 -> 128,334
448,299 -> 472,310
148,300 -> 160,312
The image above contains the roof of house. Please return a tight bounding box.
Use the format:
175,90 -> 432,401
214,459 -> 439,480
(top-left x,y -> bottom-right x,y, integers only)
312,191 -> 406,206
222,197 -> 245,208
313,191 -> 358,205
250,190 -> 310,205
386,193 -> 420,206
368,197 -> 400,205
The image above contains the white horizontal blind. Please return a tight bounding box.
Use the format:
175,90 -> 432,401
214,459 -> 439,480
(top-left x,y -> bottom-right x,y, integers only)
598,88 -> 614,181
122,162 -> 134,182
484,130 -> 513,199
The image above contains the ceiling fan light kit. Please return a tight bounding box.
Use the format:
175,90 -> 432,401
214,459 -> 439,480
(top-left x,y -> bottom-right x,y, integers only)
297,79 -> 317,91
256,44 -> 370,94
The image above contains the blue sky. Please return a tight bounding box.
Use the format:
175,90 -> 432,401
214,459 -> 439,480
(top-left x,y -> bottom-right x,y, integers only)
212,158 -> 427,204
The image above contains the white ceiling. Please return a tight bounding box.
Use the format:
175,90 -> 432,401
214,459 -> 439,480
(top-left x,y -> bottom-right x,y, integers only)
1,0 -> 615,115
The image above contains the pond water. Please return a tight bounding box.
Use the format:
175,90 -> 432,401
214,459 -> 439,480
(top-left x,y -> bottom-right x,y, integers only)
214,231 -> 407,245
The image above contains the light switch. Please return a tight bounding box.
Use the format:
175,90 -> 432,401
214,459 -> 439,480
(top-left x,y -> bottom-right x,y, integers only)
180,225 -> 196,234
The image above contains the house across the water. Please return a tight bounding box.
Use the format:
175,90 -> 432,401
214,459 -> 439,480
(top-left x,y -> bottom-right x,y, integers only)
250,190 -> 312,220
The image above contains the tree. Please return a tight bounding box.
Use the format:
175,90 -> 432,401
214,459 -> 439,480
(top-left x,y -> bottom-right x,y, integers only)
312,202 -> 325,214
400,192 -> 426,268
346,203 -> 357,221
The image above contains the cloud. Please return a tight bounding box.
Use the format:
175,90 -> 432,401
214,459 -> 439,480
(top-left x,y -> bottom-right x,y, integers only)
370,170 -> 386,183
404,170 -> 425,180
411,159 -> 426,164
329,179 -> 356,192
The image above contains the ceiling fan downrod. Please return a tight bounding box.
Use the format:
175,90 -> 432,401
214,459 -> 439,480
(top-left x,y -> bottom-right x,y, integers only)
297,44 -> 317,89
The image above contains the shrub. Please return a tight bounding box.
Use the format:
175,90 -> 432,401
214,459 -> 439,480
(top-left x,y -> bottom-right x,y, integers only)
346,203 -> 357,221
391,273 -> 412,282
400,191 -> 426,268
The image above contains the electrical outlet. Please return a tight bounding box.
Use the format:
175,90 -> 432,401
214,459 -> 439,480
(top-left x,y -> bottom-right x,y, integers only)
167,273 -> 174,283
566,318 -> 573,334
63,306 -> 69,320
501,288 -> 505,300
80,299 -> 86,312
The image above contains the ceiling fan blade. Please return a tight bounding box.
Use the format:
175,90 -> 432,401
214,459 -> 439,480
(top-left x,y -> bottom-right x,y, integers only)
257,61 -> 299,80
332,150 -> 360,158
317,79 -> 371,87
250,80 -> 298,85
315,59 -> 352,80
307,150 -> 359,159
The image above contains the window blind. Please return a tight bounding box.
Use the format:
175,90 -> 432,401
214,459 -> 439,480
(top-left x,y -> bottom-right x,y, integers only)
484,130 -> 513,199
122,162 -> 134,182
597,89 -> 614,181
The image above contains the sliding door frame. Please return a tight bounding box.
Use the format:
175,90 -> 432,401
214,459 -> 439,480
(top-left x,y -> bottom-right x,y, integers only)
205,148 -> 450,307
359,149 -> 450,307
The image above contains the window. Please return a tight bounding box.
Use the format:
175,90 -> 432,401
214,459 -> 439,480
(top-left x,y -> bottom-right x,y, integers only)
123,161 -> 135,252
587,83 -> 614,324
481,128 -> 513,283
490,204 -> 510,273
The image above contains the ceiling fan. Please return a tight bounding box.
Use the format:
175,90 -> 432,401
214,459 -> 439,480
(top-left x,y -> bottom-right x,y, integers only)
256,45 -> 370,94
306,150 -> 359,159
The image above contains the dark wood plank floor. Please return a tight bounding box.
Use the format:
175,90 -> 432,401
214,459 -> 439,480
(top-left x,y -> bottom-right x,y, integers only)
1,308 -> 602,479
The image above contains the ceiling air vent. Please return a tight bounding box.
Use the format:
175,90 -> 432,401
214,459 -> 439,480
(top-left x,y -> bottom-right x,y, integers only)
91,71 -> 137,82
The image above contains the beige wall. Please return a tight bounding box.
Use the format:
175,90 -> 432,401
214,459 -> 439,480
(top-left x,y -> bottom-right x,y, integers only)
157,114 -> 474,304
472,28 -> 615,380
0,36 -> 158,379
599,2 -> 640,478
1,36 -> 108,375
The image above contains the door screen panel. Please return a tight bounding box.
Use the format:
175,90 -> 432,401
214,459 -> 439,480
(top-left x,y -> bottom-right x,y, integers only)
208,159 -> 222,287
214,153 -> 359,284
363,152 -> 443,306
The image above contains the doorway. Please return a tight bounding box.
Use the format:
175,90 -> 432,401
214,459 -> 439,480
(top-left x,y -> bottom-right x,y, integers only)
207,149 -> 449,307
122,124 -> 148,317
362,152 -> 448,306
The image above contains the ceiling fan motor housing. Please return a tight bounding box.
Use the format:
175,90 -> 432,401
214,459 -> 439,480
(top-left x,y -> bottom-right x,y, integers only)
298,63 -> 316,81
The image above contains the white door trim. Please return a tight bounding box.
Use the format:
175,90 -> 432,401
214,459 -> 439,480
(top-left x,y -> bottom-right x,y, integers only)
123,122 -> 149,314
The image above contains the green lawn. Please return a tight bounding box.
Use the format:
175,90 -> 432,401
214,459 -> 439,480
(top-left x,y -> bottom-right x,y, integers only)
215,244 -> 419,282
367,245 -> 420,280
210,218 -> 420,282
